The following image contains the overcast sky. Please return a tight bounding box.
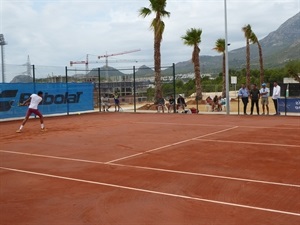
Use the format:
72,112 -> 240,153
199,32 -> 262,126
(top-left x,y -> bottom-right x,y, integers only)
0,0 -> 299,81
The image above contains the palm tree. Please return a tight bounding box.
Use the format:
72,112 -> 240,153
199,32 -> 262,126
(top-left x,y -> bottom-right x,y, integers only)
213,38 -> 226,98
250,31 -> 264,85
242,24 -> 252,89
181,28 -> 203,102
139,0 -> 170,99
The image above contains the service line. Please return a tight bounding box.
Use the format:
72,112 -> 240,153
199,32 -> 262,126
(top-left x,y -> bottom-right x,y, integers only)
135,122 -> 300,130
194,139 -> 300,148
106,126 -> 239,164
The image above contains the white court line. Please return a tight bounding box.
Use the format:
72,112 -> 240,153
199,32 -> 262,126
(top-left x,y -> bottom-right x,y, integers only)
135,122 -> 232,127
0,149 -> 299,188
108,163 -> 300,188
0,166 -> 299,217
106,126 -> 239,164
194,139 -> 300,148
135,122 -> 300,130
0,150 -> 104,165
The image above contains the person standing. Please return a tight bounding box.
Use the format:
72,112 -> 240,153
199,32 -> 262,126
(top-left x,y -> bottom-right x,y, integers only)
250,84 -> 260,115
101,94 -> 111,112
177,94 -> 187,111
238,84 -> 249,115
167,95 -> 175,113
113,92 -> 120,112
260,83 -> 270,115
155,96 -> 165,113
272,81 -> 281,115
16,91 -> 45,133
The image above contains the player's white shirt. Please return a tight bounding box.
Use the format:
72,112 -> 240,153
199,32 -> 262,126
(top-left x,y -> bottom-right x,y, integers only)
29,94 -> 42,109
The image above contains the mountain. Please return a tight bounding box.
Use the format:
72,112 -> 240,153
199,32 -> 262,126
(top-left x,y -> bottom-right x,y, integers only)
170,12 -> 300,74
135,65 -> 153,77
122,12 -> 300,77
227,12 -> 300,69
87,66 -> 125,77
10,75 -> 33,83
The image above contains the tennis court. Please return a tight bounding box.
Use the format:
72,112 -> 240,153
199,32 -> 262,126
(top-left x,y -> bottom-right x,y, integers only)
0,113 -> 299,225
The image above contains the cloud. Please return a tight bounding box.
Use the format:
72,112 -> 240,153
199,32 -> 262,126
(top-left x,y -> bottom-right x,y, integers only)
1,0 -> 299,82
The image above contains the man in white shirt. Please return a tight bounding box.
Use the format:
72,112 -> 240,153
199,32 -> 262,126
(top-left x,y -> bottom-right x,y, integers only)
272,81 -> 281,115
16,91 -> 45,133
260,83 -> 270,115
101,94 -> 111,112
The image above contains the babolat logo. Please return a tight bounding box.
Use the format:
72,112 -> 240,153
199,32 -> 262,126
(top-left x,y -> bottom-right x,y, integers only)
0,90 -> 18,112
19,92 -> 83,105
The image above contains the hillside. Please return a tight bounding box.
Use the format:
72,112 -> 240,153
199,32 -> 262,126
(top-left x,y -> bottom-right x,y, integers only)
130,12 -> 300,77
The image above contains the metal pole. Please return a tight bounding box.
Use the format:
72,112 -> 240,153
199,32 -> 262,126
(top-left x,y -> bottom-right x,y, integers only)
224,0 -> 230,114
32,64 -> 36,119
285,86 -> 287,116
65,66 -> 69,115
98,67 -> 101,112
1,45 -> 4,83
32,65 -> 36,93
0,34 -> 7,83
172,63 -> 176,113
238,95 -> 240,115
133,66 -> 136,113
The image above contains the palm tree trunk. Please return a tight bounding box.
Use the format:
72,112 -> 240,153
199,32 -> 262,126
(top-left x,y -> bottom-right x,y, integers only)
246,39 -> 251,89
258,42 -> 264,85
154,36 -> 162,99
222,53 -> 226,98
194,47 -> 202,100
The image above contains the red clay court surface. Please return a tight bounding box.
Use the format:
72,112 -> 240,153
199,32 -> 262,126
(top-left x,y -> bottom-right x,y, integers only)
0,113 -> 299,225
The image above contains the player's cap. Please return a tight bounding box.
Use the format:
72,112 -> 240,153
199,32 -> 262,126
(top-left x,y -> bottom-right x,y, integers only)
262,83 -> 266,86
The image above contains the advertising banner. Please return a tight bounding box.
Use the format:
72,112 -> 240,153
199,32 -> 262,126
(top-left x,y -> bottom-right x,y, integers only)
0,83 -> 94,119
278,98 -> 300,113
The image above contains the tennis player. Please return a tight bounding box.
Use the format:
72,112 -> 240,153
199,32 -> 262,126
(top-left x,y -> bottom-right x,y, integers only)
16,91 -> 45,133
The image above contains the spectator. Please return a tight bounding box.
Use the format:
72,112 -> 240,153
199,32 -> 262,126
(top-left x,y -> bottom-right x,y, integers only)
218,96 -> 225,111
260,83 -> 270,115
177,94 -> 187,111
206,96 -> 214,111
101,94 -> 111,112
250,84 -> 260,115
167,95 -> 176,113
272,81 -> 281,115
238,83 -> 249,115
155,97 -> 165,113
113,92 -> 120,112
213,95 -> 221,111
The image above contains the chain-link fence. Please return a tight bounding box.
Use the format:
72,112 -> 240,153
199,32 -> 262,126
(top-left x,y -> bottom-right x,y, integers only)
1,63 -> 299,119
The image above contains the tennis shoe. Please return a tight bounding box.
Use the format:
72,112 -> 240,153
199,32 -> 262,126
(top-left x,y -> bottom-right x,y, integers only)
41,128 -> 46,132
16,129 -> 21,133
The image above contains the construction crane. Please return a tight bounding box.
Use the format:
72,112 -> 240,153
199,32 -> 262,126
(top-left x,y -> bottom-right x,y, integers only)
69,54 -> 100,74
97,49 -> 141,81
69,49 -> 141,77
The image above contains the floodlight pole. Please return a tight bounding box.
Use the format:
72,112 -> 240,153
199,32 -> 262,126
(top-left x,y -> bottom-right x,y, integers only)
224,0 -> 230,114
